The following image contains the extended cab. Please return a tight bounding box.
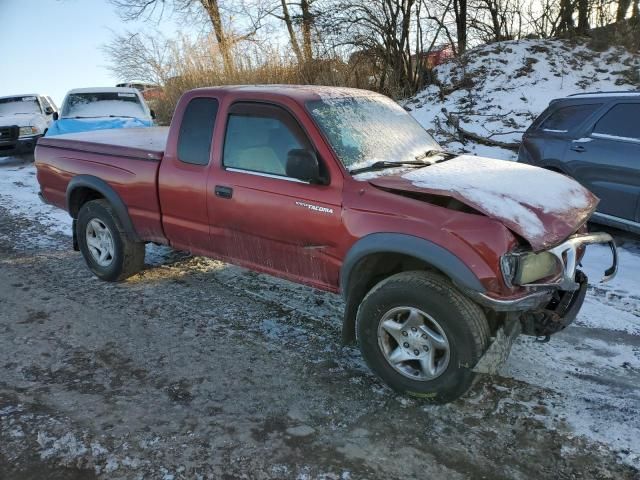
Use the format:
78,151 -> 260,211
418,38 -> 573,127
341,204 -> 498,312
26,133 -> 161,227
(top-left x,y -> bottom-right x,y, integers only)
35,86 -> 618,402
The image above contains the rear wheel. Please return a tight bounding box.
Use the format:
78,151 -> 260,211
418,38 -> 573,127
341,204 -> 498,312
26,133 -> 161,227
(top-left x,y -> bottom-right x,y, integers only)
356,271 -> 490,403
76,199 -> 145,281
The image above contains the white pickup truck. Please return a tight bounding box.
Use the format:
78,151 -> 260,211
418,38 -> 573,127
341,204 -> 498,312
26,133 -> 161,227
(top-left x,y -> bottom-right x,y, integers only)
0,94 -> 57,160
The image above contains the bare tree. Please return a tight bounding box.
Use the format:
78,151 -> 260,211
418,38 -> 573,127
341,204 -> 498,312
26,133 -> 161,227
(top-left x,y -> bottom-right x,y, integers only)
277,0 -> 305,62
577,0 -> 590,33
555,0 -> 575,34
453,0 -> 468,53
104,31 -> 175,84
110,0 -> 238,73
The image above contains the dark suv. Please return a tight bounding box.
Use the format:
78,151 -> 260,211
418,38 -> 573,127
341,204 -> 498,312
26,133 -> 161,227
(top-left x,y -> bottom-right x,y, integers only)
518,91 -> 640,234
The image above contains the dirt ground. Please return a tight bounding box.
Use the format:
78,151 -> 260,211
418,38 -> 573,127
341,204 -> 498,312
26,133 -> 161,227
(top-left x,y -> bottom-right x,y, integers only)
1,160 -> 639,479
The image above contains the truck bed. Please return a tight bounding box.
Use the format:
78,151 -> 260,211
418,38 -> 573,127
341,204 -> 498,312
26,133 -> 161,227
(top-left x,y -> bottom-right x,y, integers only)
36,127 -> 169,244
38,127 -> 168,161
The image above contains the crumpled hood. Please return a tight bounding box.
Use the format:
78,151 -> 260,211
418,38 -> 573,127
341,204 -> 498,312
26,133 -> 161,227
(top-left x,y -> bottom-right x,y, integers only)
46,117 -> 152,137
367,155 -> 598,251
0,114 -> 41,128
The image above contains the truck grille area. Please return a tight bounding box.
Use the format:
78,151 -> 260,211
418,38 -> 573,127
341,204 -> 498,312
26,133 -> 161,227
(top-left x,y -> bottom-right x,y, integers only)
0,125 -> 19,143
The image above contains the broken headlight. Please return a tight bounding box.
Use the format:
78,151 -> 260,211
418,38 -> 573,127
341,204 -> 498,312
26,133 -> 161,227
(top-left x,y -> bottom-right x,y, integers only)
501,251 -> 563,287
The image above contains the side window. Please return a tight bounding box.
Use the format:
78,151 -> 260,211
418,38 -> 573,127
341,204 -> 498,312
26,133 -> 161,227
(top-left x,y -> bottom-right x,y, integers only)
593,104 -> 640,141
177,97 -> 219,165
223,103 -> 310,177
40,96 -> 51,113
540,103 -> 601,133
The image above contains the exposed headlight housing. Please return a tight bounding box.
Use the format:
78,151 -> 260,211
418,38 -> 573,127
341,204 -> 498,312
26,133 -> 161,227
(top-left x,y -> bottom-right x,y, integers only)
501,251 -> 563,287
19,126 -> 40,137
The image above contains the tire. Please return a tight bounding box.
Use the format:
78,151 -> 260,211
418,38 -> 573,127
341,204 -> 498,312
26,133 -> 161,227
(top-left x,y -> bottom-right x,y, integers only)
76,199 -> 145,281
356,270 -> 490,403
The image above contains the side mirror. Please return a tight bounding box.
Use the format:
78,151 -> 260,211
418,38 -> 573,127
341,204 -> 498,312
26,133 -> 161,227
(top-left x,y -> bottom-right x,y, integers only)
52,112 -> 59,121
286,149 -> 323,184
150,109 -> 156,120
45,106 -> 54,115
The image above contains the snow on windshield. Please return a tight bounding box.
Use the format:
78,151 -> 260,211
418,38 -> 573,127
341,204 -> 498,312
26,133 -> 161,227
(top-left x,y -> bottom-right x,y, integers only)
403,155 -> 592,239
0,97 -> 41,116
306,92 -> 440,170
62,92 -> 146,119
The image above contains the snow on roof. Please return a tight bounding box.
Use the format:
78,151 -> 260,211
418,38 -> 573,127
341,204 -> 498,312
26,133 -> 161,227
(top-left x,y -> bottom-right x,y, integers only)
567,91 -> 640,98
0,94 -> 41,100
66,87 -> 141,95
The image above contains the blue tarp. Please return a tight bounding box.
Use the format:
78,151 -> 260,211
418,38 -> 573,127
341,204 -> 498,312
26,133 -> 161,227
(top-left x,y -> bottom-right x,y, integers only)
46,117 -> 153,136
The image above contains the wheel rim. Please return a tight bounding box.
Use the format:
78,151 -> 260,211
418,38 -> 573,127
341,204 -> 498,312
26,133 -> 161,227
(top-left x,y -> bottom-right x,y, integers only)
377,306 -> 450,381
85,218 -> 115,267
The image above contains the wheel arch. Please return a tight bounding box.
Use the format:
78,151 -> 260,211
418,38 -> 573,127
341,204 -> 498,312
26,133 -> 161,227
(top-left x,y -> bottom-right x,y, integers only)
66,175 -> 141,242
339,233 -> 486,344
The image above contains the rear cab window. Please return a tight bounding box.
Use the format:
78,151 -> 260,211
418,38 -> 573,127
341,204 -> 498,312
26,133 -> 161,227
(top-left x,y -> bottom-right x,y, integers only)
177,97 -> 219,165
592,103 -> 640,142
539,103 -> 601,133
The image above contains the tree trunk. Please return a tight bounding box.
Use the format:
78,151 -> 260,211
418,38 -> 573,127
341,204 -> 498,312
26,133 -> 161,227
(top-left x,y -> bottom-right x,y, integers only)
557,0 -> 575,34
280,0 -> 303,63
300,0 -> 314,62
617,0 -> 633,21
633,0 -> 639,18
577,0 -> 590,33
200,0 -> 235,75
454,0 -> 467,54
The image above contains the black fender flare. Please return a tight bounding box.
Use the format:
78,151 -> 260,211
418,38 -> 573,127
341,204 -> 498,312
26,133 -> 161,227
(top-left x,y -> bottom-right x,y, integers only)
339,233 -> 486,344
66,175 -> 141,242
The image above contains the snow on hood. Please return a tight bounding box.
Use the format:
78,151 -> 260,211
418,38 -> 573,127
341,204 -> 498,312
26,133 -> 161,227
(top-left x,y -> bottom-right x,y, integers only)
368,155 -> 598,251
0,113 -> 42,128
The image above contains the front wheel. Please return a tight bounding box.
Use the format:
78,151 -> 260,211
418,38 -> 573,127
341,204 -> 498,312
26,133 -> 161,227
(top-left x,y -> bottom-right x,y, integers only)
356,271 -> 490,403
76,199 -> 145,281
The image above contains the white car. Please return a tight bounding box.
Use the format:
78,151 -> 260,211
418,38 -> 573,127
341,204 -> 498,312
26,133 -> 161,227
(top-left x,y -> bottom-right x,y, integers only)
47,87 -> 154,137
0,94 -> 57,159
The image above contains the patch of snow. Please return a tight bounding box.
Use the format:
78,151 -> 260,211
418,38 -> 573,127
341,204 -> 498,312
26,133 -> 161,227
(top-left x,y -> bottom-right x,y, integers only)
573,137 -> 592,143
0,162 -> 72,237
402,155 -> 591,240
407,39 -> 640,159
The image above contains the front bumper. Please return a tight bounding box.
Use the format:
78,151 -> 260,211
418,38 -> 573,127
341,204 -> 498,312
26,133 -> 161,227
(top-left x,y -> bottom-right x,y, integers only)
471,231 -> 617,312
0,134 -> 42,156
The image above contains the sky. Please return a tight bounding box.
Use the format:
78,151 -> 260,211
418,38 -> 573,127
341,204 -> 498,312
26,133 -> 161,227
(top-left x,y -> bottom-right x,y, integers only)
0,0 -> 182,106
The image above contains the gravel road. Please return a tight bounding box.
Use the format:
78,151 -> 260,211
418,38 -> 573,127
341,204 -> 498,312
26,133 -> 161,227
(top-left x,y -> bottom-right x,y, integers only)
1,159 -> 639,479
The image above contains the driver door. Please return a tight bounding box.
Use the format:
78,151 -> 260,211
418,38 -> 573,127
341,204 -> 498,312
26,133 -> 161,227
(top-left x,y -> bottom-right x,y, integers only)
207,101 -> 344,290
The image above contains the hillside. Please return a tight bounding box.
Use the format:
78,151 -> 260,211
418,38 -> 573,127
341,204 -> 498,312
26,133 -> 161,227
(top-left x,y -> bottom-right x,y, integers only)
407,38 -> 640,160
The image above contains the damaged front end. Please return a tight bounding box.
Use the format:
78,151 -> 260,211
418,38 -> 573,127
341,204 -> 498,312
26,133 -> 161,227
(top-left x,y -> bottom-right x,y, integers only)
471,232 -> 618,374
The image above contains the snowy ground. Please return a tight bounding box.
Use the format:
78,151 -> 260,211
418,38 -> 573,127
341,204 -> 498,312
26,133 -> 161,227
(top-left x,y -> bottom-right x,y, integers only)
1,158 -> 639,478
407,38 -> 640,160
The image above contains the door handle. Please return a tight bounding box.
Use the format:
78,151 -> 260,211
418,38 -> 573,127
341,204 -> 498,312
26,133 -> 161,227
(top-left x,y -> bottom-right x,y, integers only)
570,145 -> 586,153
214,185 -> 233,199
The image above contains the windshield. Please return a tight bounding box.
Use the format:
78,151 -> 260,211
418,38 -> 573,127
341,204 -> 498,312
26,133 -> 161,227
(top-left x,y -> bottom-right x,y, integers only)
62,92 -> 146,119
0,96 -> 42,116
306,94 -> 440,170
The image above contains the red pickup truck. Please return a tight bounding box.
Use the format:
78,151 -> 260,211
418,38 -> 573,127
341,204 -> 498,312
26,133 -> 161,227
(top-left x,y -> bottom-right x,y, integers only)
35,85 -> 618,402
